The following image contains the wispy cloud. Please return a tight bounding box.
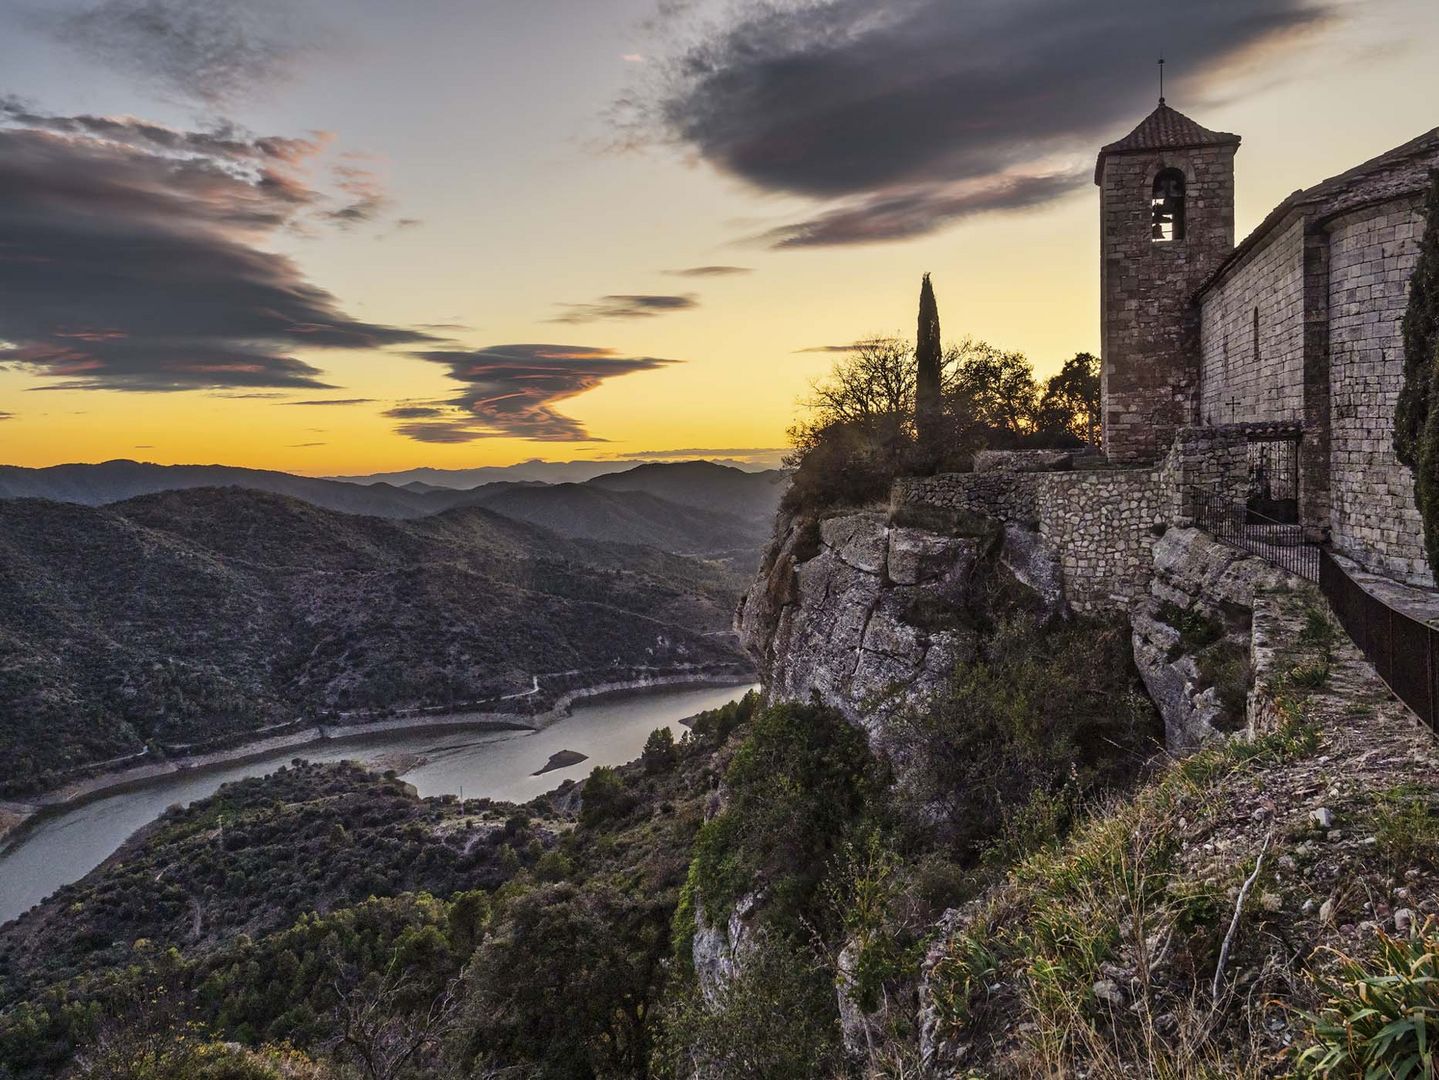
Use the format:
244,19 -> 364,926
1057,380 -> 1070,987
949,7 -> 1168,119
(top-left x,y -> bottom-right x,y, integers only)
663,265 -> 752,277
630,0 -> 1333,246
326,161 -> 390,229
283,398 -> 375,406
549,293 -> 699,324
41,0 -> 319,106
391,344 -> 680,442
796,339 -> 889,354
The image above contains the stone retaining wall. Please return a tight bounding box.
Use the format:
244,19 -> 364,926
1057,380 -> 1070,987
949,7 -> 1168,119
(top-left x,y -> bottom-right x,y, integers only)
1036,469 -> 1166,612
891,472 -> 1039,525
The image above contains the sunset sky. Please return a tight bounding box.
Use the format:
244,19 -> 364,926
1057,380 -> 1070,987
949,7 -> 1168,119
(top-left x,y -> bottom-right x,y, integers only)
0,0 -> 1436,476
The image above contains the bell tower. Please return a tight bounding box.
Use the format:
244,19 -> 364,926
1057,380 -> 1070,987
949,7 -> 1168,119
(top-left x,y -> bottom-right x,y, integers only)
1097,101 -> 1239,462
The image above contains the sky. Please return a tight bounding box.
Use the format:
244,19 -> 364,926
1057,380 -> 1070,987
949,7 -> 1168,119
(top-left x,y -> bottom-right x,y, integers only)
0,0 -> 1435,476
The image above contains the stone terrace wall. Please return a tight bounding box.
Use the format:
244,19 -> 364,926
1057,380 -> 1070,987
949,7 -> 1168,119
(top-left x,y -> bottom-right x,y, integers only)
891,472 -> 1039,526
1327,197 -> 1433,587
1199,216 -> 1308,426
1036,469 -> 1166,612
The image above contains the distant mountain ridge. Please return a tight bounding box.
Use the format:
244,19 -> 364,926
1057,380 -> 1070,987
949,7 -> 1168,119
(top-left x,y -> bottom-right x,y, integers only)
328,457 -> 781,488
0,459 -> 788,558
0,487 -> 750,796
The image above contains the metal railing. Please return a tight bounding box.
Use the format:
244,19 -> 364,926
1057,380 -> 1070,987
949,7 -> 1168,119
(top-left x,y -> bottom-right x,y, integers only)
1191,489 -> 1319,582
1319,550 -> 1438,734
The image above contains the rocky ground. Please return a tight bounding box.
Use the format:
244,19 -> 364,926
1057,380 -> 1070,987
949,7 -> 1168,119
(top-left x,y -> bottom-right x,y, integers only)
919,580 -> 1439,1076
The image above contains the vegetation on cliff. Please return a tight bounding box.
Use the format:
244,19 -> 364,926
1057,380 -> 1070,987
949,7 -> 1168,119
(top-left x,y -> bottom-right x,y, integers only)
1397,170 -> 1439,571
784,331 -> 1098,516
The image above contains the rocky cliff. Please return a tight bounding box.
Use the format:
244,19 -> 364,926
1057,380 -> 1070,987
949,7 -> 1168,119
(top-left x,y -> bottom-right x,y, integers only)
736,504 -> 1065,741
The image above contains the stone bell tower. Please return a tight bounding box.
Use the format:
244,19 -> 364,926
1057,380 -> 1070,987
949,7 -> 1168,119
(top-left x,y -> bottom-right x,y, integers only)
1097,100 -> 1240,463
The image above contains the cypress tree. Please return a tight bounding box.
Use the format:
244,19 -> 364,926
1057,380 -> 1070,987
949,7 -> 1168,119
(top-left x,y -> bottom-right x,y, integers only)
916,273 -> 943,447
1394,170 -> 1439,467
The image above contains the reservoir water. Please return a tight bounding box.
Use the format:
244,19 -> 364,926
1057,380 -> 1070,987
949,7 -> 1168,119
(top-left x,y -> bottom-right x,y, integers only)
0,682 -> 757,926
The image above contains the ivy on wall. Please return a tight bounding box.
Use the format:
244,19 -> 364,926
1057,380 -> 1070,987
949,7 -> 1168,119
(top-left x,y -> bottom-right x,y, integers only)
1396,171 -> 1439,571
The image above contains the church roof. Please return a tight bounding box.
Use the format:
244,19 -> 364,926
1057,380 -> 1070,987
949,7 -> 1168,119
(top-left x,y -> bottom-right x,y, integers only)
1093,102 -> 1241,184
1195,126 -> 1439,299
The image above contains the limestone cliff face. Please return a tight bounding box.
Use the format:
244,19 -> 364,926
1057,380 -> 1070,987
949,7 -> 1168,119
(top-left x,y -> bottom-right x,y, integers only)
1129,527 -> 1293,750
736,507 -> 1065,741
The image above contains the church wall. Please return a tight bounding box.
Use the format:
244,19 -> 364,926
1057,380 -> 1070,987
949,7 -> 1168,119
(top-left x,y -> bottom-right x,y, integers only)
1326,197 -> 1433,587
1198,217 -> 1308,426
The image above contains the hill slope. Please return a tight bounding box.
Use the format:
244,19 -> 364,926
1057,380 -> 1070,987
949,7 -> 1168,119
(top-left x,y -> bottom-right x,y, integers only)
0,489 -> 748,796
587,460 -> 787,522
473,483 -> 768,556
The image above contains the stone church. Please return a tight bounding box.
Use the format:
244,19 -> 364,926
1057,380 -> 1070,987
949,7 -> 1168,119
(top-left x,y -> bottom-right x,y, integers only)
1096,99 -> 1439,587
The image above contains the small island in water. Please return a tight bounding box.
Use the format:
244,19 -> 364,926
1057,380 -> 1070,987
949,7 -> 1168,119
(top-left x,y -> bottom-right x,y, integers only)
533,749 -> 588,775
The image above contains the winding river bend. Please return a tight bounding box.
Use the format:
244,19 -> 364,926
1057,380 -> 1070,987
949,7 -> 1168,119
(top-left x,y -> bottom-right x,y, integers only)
0,682 -> 757,926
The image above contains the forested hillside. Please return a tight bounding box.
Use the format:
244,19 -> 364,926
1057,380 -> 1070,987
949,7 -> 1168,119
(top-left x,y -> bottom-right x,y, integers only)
0,489 -> 748,796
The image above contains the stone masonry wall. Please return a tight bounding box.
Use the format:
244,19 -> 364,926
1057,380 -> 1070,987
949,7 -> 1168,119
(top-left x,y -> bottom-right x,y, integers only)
1036,469 -> 1166,612
1326,197 -> 1433,587
891,472 -> 1039,526
1101,144 -> 1237,464
1199,216 -> 1307,425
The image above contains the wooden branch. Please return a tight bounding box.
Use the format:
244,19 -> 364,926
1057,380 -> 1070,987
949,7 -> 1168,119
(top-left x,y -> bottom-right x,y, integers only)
1212,829 -> 1273,1007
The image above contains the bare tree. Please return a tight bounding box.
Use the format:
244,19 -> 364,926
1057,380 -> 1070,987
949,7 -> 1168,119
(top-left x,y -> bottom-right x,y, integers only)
329,951 -> 466,1080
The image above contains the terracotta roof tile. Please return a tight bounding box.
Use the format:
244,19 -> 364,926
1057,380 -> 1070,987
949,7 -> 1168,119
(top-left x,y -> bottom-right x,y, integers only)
1094,103 -> 1241,183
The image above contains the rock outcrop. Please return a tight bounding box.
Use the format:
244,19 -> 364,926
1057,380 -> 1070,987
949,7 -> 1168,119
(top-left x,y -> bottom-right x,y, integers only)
1130,527 -> 1296,750
736,508 -> 1066,739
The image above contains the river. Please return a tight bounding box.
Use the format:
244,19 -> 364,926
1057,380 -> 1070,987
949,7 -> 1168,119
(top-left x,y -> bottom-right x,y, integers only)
0,682 -> 757,926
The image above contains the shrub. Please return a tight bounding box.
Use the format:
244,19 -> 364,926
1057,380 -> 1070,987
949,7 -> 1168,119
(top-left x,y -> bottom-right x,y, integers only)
658,931 -> 847,1079
642,727 -> 678,773
886,614 -> 1159,859
1296,920 -> 1439,1079
1395,169 -> 1439,468
684,702 -> 881,941
578,766 -> 632,828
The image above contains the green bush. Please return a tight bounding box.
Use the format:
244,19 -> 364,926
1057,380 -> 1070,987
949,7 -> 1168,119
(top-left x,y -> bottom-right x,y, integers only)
684,702 -> 882,942
642,726 -> 678,772
658,931 -> 847,1079
1395,170 -> 1439,468
1296,920 -> 1439,1079
578,766 -> 632,828
886,614 -> 1159,859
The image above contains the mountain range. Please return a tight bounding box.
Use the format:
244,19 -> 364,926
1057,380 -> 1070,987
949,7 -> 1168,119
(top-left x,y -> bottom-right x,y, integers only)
0,459 -> 787,559
0,488 -> 751,797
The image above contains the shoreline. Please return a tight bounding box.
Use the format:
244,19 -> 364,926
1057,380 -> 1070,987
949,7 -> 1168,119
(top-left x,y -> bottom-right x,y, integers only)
0,671 -> 755,853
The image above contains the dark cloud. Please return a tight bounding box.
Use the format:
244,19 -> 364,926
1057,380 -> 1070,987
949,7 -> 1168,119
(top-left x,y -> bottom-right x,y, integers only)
664,265 -> 753,277
45,0 -> 314,105
0,108 -> 432,393
761,171 -> 1086,248
550,294 -> 698,324
395,344 -> 680,443
284,398 -> 375,406
638,0 -> 1331,244
383,404 -> 448,420
0,412 -> 12,420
